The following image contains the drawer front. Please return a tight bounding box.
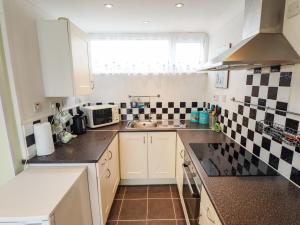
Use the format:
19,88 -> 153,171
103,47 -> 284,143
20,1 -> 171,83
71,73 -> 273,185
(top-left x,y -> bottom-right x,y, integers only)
200,187 -> 222,225
98,151 -> 108,176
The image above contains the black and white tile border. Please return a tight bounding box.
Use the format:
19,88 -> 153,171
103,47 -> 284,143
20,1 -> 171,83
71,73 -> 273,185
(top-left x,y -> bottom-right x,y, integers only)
220,65 -> 300,187
22,105 -> 84,159
23,101 -> 209,159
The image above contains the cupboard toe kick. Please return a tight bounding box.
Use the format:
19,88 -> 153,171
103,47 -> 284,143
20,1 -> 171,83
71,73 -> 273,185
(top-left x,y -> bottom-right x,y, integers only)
119,132 -> 177,182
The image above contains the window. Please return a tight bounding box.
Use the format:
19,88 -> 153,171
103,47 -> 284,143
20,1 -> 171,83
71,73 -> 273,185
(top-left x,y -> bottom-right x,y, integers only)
90,33 -> 208,75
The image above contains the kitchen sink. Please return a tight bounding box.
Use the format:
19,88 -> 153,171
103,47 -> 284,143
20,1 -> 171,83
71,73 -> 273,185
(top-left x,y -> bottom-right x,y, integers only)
126,120 -> 186,129
126,121 -> 158,128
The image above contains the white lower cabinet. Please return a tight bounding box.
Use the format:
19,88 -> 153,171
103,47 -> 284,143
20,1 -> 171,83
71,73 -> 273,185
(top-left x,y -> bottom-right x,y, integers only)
120,132 -> 176,180
148,132 -> 176,179
176,134 -> 185,194
97,134 -> 120,225
199,187 -> 222,225
120,132 -> 148,179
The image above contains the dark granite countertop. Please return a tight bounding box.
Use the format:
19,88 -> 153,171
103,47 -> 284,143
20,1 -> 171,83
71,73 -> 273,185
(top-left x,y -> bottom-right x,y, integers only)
26,121 -> 300,225
177,130 -> 300,225
26,120 -> 208,164
26,131 -> 118,163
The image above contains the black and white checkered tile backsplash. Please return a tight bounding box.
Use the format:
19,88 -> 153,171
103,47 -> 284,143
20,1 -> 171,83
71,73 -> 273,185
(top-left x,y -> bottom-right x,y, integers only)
220,65 -> 300,187
23,101 -> 208,159
118,101 -> 206,121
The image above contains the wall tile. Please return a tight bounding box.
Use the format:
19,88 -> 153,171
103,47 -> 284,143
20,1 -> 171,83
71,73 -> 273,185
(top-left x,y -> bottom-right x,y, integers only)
219,66 -> 300,187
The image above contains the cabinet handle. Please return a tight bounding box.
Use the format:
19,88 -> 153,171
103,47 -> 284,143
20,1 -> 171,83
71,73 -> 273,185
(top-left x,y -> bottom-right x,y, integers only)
143,136 -> 146,144
108,150 -> 112,160
107,169 -> 111,178
150,136 -> 152,143
206,208 -> 215,224
180,149 -> 184,159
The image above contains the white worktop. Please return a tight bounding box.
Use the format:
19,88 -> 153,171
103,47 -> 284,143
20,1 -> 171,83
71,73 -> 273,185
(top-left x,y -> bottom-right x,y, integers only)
0,166 -> 87,222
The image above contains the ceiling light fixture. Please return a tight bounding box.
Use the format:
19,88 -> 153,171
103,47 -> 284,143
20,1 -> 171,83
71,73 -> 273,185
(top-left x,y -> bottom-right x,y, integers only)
104,3 -> 113,8
175,3 -> 184,8
143,21 -> 150,24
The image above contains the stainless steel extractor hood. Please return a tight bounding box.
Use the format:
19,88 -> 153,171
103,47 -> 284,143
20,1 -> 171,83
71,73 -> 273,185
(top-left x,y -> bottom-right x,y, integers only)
200,0 -> 300,71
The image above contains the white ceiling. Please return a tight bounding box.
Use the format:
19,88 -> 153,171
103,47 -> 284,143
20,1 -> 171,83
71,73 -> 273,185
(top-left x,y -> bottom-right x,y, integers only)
29,0 -> 244,34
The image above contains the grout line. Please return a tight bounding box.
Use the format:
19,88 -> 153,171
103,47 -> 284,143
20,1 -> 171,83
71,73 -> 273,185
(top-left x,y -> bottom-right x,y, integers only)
110,219 -> 185,221
146,185 -> 149,225
119,197 -> 178,200
115,186 -> 126,225
170,184 -> 178,225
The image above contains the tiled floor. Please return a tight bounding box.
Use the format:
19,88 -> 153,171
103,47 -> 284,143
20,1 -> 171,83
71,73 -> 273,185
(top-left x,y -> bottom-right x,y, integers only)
106,184 -> 187,225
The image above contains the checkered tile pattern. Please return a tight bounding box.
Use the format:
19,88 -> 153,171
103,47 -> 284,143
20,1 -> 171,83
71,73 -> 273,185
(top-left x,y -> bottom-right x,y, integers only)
22,105 -> 85,159
216,143 -> 275,175
118,101 -> 206,121
220,65 -> 300,187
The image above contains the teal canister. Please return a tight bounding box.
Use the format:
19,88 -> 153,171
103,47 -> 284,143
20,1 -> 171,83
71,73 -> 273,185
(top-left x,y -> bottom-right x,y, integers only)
199,111 -> 209,125
190,111 -> 199,123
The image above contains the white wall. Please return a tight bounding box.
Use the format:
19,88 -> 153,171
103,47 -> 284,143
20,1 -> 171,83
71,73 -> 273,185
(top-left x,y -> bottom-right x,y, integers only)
2,0 -> 87,124
90,74 -> 208,103
283,0 -> 300,114
206,11 -> 245,109
0,98 -> 15,186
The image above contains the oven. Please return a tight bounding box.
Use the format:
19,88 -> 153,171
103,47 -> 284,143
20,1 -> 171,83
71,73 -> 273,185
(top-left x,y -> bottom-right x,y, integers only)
83,105 -> 119,128
182,150 -> 202,225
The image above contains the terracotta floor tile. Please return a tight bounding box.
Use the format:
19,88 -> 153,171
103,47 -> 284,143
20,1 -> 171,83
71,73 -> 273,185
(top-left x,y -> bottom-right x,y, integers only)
170,185 -> 180,198
119,199 -> 147,220
148,185 -> 171,198
124,185 -> 148,199
108,200 -> 122,221
177,220 -> 187,225
115,186 -> 126,199
147,220 -> 177,225
148,199 -> 175,219
106,221 -> 117,225
117,221 -> 146,225
173,198 -> 185,219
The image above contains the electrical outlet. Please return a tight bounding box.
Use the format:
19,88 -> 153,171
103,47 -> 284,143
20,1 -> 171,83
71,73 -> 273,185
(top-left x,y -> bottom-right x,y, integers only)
287,0 -> 300,18
33,103 -> 41,113
213,95 -> 219,102
49,102 -> 56,111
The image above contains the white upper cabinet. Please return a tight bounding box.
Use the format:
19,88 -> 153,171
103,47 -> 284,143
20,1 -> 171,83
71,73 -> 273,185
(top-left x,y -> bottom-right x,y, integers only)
37,18 -> 91,97
148,132 -> 176,179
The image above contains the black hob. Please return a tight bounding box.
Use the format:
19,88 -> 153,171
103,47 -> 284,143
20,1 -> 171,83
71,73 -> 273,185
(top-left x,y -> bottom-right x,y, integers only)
189,142 -> 278,177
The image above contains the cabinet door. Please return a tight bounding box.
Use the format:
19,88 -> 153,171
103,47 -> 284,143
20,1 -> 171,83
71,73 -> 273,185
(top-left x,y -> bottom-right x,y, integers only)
97,155 -> 110,225
108,134 -> 120,198
176,135 -> 185,194
120,132 -> 148,179
99,169 -> 111,224
148,132 -> 176,179
199,187 -> 223,225
69,21 -> 91,96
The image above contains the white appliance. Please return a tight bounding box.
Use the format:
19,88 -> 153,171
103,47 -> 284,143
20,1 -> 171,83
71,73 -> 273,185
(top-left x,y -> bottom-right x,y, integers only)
83,104 -> 119,128
0,166 -> 92,225
33,122 -> 55,156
